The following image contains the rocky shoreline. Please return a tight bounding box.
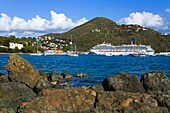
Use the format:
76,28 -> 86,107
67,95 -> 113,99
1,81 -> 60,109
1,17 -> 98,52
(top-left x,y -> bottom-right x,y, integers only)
0,54 -> 169,113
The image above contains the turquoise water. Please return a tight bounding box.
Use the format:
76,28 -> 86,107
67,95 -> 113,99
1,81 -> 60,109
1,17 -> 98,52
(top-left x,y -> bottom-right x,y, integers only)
0,54 -> 170,86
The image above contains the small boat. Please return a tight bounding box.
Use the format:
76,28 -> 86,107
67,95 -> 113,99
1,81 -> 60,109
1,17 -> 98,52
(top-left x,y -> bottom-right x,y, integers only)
43,50 -> 55,56
30,39 -> 42,56
158,52 -> 170,56
67,51 -> 78,57
131,51 -> 147,57
30,53 -> 42,56
67,35 -> 78,57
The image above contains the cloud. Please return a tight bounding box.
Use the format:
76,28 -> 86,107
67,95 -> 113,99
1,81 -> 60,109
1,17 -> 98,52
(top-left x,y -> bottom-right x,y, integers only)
3,31 -> 44,38
0,13 -> 11,31
0,11 -> 88,37
165,9 -> 170,13
119,12 -> 166,30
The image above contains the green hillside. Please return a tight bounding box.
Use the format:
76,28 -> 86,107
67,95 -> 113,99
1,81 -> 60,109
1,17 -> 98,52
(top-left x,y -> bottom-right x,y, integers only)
42,17 -> 170,52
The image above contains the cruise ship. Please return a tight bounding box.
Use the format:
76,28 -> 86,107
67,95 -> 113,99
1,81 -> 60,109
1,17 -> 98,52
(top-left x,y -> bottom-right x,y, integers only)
89,43 -> 155,56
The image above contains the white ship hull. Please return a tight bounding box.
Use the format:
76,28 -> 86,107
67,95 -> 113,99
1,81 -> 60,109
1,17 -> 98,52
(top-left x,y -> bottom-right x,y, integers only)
90,43 -> 155,56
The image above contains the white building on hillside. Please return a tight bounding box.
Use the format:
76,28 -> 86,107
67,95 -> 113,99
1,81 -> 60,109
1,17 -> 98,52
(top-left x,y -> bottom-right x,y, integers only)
9,42 -> 23,50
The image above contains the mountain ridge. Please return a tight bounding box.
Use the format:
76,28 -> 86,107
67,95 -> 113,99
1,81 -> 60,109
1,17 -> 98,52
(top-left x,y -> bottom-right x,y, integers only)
41,17 -> 170,52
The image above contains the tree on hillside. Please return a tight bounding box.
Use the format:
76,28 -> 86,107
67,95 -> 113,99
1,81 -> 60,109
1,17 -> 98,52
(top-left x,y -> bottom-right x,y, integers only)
21,46 -> 34,53
3,39 -> 10,47
14,47 -> 20,53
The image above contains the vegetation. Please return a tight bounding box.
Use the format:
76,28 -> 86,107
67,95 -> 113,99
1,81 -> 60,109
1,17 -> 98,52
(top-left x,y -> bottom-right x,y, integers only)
0,35 -> 37,53
41,17 -> 170,52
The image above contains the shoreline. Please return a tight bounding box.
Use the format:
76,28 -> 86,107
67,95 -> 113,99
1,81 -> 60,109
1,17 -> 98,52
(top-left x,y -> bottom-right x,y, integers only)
0,54 -> 170,112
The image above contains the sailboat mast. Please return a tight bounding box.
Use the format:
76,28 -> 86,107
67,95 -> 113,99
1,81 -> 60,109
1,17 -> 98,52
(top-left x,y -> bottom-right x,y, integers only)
75,44 -> 77,52
70,35 -> 73,51
36,38 -> 38,53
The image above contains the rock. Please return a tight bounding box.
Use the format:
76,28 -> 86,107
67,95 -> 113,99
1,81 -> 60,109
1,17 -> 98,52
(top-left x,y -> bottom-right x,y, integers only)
75,72 -> 88,77
53,81 -> 70,89
90,85 -> 104,93
18,86 -> 96,113
0,82 -> 36,110
141,71 -> 170,94
93,91 -> 168,113
154,93 -> 170,112
48,72 -> 63,82
5,54 -> 41,88
39,71 -> 46,77
61,72 -> 73,80
34,76 -> 54,94
1,107 -> 17,113
0,74 -> 9,83
102,73 -> 145,93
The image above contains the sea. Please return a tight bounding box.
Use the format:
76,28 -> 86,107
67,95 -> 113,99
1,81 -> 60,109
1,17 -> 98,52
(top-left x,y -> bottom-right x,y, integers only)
0,54 -> 170,87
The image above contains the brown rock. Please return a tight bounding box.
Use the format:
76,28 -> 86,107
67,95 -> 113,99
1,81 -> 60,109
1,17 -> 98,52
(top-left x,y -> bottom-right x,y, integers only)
141,71 -> 170,94
0,74 -> 9,83
39,71 -> 47,77
34,76 -> 53,94
120,98 -> 133,108
102,73 -> 145,93
93,91 -> 168,113
1,107 -> 18,113
5,54 -> 40,88
154,93 -> 170,112
90,85 -> 104,93
18,86 -> 96,113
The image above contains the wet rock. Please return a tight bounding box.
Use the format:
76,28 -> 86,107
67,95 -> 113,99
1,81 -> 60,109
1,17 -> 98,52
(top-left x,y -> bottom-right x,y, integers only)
18,86 -> 96,113
61,72 -> 73,80
0,82 -> 36,110
0,74 -> 9,83
102,73 -> 145,93
47,72 -> 73,83
5,54 -> 40,88
141,71 -> 170,94
93,91 -> 168,113
75,72 -> 88,77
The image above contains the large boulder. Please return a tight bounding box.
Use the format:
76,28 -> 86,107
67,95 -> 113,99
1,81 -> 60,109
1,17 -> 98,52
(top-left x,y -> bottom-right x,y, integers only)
5,54 -> 41,88
140,71 -> 170,94
102,73 -> 145,93
0,82 -> 36,111
93,91 -> 169,113
18,86 -> 96,113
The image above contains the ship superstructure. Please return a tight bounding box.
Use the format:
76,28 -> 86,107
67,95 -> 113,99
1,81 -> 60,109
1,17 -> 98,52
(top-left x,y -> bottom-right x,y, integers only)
90,42 -> 154,56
